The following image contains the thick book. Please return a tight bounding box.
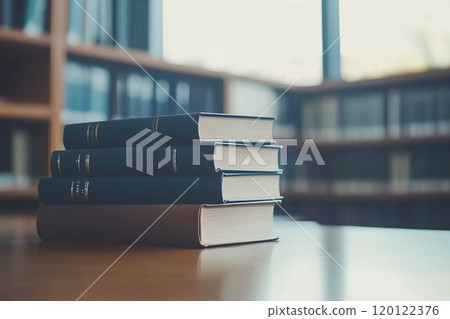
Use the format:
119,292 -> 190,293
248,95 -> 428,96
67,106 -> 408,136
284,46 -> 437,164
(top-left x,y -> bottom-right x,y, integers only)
63,112 -> 275,149
36,201 -> 279,248
50,143 -> 281,177
38,172 -> 282,205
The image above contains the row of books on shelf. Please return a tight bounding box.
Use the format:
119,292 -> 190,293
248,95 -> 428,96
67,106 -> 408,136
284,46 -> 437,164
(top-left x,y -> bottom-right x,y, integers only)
297,87 -> 450,141
0,125 -> 34,190
0,0 -> 48,36
282,179 -> 450,195
63,59 -> 221,124
68,0 -> 162,55
281,147 -> 450,194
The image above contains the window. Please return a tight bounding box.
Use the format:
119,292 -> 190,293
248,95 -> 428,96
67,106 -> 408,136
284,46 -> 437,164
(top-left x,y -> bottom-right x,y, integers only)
163,0 -> 323,85
340,0 -> 450,81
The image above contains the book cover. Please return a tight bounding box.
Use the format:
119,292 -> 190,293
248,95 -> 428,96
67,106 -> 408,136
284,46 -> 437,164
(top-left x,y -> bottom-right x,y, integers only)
63,112 -> 275,149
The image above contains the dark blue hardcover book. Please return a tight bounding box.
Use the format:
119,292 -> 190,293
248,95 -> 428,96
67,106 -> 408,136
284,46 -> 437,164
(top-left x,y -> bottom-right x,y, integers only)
50,143 -> 281,177
63,112 -> 275,149
38,172 -> 282,205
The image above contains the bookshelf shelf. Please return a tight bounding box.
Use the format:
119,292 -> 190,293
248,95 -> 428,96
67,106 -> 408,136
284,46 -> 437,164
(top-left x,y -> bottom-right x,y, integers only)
0,101 -> 51,121
282,191 -> 450,202
67,44 -> 226,79
0,186 -> 38,200
292,68 -> 450,94
0,28 -> 51,48
66,43 -> 292,91
280,135 -> 450,148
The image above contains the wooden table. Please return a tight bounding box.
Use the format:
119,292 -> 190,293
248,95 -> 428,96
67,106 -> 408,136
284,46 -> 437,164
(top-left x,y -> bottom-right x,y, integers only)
1,213 -> 449,300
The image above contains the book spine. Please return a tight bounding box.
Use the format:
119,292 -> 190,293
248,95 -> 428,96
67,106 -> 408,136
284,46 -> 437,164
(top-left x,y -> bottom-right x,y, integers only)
23,0 -> 47,36
148,0 -> 163,57
89,66 -> 110,121
155,78 -> 170,115
140,76 -> 154,117
63,113 -> 201,149
36,204 -> 202,247
50,145 -> 216,177
38,175 -> 223,205
67,0 -> 84,43
113,0 -> 129,47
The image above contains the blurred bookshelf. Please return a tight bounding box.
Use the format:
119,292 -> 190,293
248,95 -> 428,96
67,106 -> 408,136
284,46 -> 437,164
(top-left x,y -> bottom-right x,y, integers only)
277,69 -> 450,229
0,1 -> 449,228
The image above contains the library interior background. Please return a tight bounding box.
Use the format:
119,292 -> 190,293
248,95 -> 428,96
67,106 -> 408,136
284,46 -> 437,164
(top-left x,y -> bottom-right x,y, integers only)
1,0 -> 450,230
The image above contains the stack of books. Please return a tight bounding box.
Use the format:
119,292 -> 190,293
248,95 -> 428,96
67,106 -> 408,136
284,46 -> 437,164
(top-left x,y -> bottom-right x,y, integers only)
37,113 -> 283,248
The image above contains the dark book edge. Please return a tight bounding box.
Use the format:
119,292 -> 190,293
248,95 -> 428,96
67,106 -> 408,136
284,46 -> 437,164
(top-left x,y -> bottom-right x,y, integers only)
36,204 -> 203,248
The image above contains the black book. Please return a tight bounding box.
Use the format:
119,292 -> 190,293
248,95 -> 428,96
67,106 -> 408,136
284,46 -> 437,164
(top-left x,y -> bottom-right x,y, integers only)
38,172 -> 282,205
50,143 -> 281,177
63,112 -> 275,149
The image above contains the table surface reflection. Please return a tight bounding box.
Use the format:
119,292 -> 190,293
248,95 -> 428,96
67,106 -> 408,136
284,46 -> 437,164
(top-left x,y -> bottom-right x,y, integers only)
1,213 -> 449,301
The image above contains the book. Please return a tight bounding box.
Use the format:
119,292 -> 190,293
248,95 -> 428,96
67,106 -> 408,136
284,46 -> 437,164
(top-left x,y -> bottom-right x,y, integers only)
98,0 -> 113,45
113,0 -> 130,47
316,95 -> 339,141
389,151 -> 410,193
341,92 -> 384,140
131,0 -> 149,51
89,65 -> 110,122
436,86 -> 450,135
63,113 -> 275,149
112,72 -> 127,119
3,0 -> 26,29
50,143 -> 281,177
140,76 -> 154,117
38,172 -> 282,205
387,89 -> 402,138
402,88 -> 436,137
62,60 -> 85,124
148,0 -> 163,57
67,0 -> 84,44
175,81 -> 191,114
154,78 -> 170,115
0,126 -> 12,189
36,201 -> 279,247
23,0 -> 47,36
126,73 -> 143,117
83,0 -> 100,45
